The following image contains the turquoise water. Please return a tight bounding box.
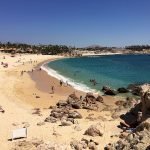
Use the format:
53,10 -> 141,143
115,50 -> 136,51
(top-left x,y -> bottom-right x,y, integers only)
46,55 -> 150,92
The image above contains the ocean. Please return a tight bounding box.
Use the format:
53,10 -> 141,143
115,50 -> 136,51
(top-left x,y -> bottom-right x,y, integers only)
42,54 -> 150,93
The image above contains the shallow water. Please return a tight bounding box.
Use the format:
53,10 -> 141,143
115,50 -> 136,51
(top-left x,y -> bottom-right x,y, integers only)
46,54 -> 150,92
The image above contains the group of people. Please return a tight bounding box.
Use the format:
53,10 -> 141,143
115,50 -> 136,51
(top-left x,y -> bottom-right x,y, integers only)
50,80 -> 70,94
90,79 -> 97,86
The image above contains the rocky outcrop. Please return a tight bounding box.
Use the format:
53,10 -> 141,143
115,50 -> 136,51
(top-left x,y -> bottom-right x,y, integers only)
58,93 -> 103,111
105,84 -> 150,150
140,85 -> 150,120
128,83 -> 150,96
105,120 -> 150,150
45,93 -> 104,126
46,107 -> 82,125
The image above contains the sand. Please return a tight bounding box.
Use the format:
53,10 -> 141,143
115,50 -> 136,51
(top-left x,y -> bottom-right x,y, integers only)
0,53 -> 122,149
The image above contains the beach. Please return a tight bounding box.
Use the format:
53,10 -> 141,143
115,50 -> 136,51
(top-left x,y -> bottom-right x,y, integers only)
0,53 -> 124,149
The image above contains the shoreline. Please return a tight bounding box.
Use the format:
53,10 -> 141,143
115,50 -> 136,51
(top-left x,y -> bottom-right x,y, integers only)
41,60 -> 98,94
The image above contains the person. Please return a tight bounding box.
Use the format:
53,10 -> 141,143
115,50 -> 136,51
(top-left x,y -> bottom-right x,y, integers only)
21,71 -> 23,76
51,86 -> 55,94
60,80 -> 63,86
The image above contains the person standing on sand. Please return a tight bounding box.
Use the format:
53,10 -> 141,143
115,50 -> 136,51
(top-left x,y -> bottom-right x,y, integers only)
21,71 -> 23,76
51,86 -> 55,94
60,80 -> 63,86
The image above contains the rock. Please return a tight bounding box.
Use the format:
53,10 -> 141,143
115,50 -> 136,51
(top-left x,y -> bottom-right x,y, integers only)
102,86 -> 118,95
102,86 -> 110,92
35,95 -> 40,98
67,93 -> 79,104
31,138 -> 44,147
81,138 -> 89,145
74,125 -> 82,131
49,105 -> 56,109
96,95 -> 103,103
50,111 -> 64,118
80,140 -> 88,149
44,116 -> 57,123
82,105 -> 97,110
135,118 -> 150,132
85,93 -> 95,99
118,87 -> 129,93
88,142 -> 97,150
146,145 -> 150,150
0,106 -> 5,113
56,100 -> 68,107
68,111 -> 82,119
71,103 -> 82,109
22,122 -> 30,128
127,83 -> 149,96
61,120 -> 73,126
69,93 -> 79,100
37,122 -> 45,126
84,93 -> 97,104
141,89 -> 150,120
70,139 -> 99,150
70,140 -> 83,150
115,100 -> 125,106
84,125 -> 103,137
104,89 -> 118,96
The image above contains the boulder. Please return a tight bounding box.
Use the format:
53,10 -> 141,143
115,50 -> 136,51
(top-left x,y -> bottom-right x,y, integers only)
56,100 -> 68,107
85,93 -> 95,99
69,93 -> 79,100
84,125 -> 103,137
61,120 -> 73,126
71,103 -> 82,109
96,95 -> 103,103
102,86 -> 110,92
50,111 -> 64,118
85,93 -> 97,103
67,93 -> 79,104
68,111 -> 82,119
104,89 -> 118,96
118,87 -> 129,93
70,140 -> 83,150
88,141 -> 97,150
44,116 -> 57,123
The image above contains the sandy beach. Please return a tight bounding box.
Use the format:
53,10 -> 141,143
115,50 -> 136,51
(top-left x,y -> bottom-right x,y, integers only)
0,53 -> 123,149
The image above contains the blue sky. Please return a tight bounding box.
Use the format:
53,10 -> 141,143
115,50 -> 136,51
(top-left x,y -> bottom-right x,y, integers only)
0,0 -> 150,47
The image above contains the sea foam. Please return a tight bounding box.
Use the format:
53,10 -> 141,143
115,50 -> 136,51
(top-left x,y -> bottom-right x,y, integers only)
41,62 -> 97,93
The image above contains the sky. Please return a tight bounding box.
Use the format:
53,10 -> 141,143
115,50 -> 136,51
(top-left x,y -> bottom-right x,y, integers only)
0,0 -> 150,47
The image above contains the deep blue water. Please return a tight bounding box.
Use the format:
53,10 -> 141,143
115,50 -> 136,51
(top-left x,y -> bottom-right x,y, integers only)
47,55 -> 150,92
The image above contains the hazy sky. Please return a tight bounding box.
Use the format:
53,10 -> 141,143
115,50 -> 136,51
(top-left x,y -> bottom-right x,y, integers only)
0,0 -> 150,47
